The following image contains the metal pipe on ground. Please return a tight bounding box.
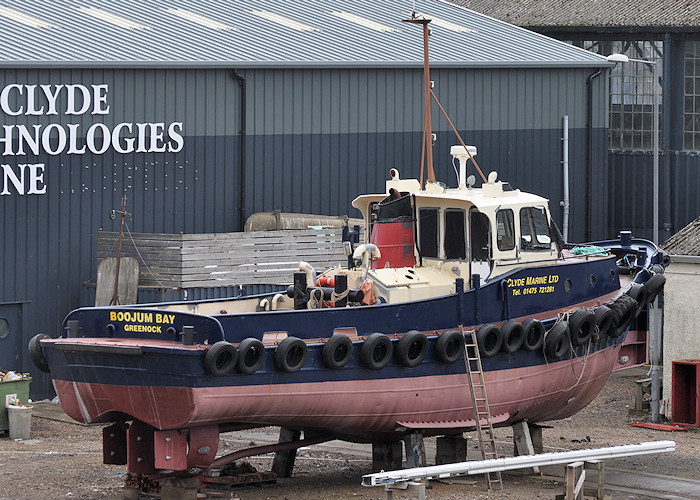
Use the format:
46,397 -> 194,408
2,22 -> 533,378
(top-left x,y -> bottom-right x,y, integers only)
361,440 -> 675,487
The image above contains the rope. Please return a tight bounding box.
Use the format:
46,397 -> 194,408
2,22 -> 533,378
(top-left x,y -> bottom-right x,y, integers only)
124,222 -> 170,289
307,288 -> 323,309
330,288 -> 349,303
542,308 -> 594,393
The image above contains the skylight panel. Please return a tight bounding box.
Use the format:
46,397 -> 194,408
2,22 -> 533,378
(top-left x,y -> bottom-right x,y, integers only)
329,12 -> 399,32
249,10 -> 320,32
76,7 -> 150,30
0,6 -> 57,28
165,9 -> 236,31
416,13 -> 475,33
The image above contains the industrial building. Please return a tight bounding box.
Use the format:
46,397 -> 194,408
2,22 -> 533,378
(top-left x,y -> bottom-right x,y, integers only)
458,0 -> 700,243
0,0 -> 611,398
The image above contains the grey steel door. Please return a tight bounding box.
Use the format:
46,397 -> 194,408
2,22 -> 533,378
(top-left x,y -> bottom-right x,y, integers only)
0,303 -> 22,370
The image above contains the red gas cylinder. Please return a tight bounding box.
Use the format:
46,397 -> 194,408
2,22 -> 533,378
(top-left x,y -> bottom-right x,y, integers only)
370,221 -> 415,269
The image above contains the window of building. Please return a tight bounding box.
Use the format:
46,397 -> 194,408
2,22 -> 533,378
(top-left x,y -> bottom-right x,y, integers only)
520,206 -> 551,250
496,209 -> 515,251
418,207 -> 438,258
444,209 -> 466,260
569,40 -> 663,151
685,41 -> 700,151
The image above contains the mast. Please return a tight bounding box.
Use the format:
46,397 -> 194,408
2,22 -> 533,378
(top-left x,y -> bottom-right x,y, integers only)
109,194 -> 131,306
403,15 -> 435,187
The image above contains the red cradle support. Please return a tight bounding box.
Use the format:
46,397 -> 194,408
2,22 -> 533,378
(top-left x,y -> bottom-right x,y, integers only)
154,429 -> 188,471
187,425 -> 220,469
118,422 -> 220,473
103,422 -> 128,465
127,420 -> 156,473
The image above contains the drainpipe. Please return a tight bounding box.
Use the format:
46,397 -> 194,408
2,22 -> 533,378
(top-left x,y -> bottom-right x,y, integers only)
561,115 -> 570,243
231,70 -> 247,231
585,69 -> 602,242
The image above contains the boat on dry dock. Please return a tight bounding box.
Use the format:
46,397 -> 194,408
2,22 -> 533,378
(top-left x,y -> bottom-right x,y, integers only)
29,16 -> 666,475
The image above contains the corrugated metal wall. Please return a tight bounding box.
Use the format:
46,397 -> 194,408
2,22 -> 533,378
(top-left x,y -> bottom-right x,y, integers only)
0,64 -> 607,398
608,151 -> 700,242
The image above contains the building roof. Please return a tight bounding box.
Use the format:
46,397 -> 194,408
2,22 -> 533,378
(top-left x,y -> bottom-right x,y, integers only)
661,217 -> 700,257
0,0 -> 608,68
453,0 -> 700,30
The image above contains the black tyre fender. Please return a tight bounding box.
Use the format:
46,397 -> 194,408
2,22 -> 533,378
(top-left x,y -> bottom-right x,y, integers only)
568,309 -> 596,346
545,321 -> 570,358
236,337 -> 266,374
644,273 -> 666,303
608,294 -> 638,337
500,320 -> 524,353
476,323 -> 502,358
521,319 -> 545,352
322,334 -> 353,370
435,330 -> 465,364
274,336 -> 308,373
626,283 -> 649,317
396,331 -> 428,368
204,341 -> 238,377
29,333 -> 51,373
594,305 -> 614,338
360,333 -> 393,370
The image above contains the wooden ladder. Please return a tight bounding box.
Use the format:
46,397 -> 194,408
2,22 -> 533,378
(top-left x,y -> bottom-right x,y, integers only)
462,325 -> 502,491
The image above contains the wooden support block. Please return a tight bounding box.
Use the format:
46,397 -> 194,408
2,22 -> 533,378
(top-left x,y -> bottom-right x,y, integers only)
385,481 -> 426,500
436,434 -> 467,465
160,477 -> 199,500
403,432 -> 426,468
372,441 -> 403,472
635,377 -> 652,411
512,421 -> 540,474
271,428 -> 301,478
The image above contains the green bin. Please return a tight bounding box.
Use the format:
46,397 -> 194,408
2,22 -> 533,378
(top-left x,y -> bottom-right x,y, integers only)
0,376 -> 31,431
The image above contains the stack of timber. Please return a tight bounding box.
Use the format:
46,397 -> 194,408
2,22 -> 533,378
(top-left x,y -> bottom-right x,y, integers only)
97,225 -> 362,288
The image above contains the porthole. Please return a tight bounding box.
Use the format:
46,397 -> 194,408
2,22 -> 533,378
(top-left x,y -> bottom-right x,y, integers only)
589,275 -> 596,287
564,279 -> 573,293
610,269 -> 616,280
0,318 -> 8,339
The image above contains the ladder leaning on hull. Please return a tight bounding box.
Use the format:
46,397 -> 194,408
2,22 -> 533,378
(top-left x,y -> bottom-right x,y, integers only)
461,325 -> 503,491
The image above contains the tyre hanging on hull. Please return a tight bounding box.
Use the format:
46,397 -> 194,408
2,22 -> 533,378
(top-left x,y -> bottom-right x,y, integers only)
608,295 -> 638,338
545,321 -> 570,358
521,319 -> 545,352
476,323 -> 502,358
29,333 -> 51,373
274,337 -> 308,373
568,309 -> 595,346
594,305 -> 614,338
644,273 -> 666,303
237,338 -> 265,374
500,320 -> 524,353
322,334 -> 353,370
435,330 -> 464,364
626,283 -> 649,318
361,333 -> 393,370
204,341 -> 239,376
396,331 -> 428,368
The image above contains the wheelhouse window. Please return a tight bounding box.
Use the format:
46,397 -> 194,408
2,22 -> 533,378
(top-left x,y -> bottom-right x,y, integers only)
520,206 -> 551,250
469,208 -> 491,262
444,209 -> 466,260
496,209 -> 515,251
418,207 -> 438,258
